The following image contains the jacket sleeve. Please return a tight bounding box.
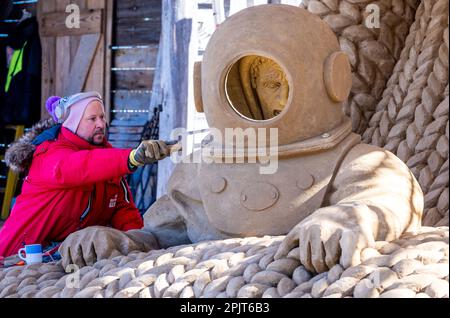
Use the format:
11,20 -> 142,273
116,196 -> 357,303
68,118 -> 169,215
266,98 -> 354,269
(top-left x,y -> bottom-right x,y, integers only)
111,177 -> 144,231
33,146 -> 134,188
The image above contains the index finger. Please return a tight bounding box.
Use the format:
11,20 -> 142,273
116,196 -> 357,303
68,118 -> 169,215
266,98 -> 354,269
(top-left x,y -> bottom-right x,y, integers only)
274,227 -> 300,260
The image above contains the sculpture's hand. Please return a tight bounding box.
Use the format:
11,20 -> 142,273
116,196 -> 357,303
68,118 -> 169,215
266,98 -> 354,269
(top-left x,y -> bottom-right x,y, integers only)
274,203 -> 376,273
59,226 -> 158,269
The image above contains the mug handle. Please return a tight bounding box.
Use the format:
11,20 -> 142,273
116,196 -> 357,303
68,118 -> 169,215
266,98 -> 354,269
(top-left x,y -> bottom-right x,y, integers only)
18,248 -> 27,262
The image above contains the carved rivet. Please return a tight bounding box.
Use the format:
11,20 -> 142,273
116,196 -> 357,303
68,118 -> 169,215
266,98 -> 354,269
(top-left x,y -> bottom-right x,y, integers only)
297,174 -> 315,190
211,177 -> 227,193
321,133 -> 330,138
241,194 -> 247,202
272,192 -> 277,199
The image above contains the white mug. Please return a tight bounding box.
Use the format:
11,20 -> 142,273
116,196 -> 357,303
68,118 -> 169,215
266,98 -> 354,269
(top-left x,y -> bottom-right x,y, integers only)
18,244 -> 43,265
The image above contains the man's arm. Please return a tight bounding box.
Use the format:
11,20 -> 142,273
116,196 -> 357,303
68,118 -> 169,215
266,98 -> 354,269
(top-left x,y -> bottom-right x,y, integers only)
34,147 -> 134,188
34,138 -> 172,188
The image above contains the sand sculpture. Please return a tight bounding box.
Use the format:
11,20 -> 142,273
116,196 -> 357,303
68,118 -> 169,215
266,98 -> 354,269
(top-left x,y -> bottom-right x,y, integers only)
0,2 -> 448,298
140,4 -> 424,274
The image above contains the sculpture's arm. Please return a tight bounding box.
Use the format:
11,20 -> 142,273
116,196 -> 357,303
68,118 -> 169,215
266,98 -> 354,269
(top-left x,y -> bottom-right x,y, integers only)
59,226 -> 159,268
59,195 -> 189,268
143,194 -> 192,248
143,154 -> 209,248
275,144 -> 423,273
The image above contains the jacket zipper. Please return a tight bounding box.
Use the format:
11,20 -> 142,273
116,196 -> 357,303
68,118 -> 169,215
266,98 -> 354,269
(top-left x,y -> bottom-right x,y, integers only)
80,191 -> 93,222
120,178 -> 130,203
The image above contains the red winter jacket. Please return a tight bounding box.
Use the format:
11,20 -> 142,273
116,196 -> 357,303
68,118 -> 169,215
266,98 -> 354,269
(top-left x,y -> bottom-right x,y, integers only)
0,127 -> 143,257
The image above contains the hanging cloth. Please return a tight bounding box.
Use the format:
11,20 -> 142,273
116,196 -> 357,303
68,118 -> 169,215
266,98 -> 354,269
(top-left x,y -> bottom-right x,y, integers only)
4,41 -> 27,93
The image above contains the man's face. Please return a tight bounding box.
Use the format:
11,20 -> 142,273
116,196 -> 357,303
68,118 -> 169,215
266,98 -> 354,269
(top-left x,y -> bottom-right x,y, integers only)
255,62 -> 289,120
76,101 -> 107,145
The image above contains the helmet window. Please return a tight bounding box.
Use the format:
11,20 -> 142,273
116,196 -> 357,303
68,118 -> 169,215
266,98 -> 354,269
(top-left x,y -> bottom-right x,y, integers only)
225,55 -> 289,121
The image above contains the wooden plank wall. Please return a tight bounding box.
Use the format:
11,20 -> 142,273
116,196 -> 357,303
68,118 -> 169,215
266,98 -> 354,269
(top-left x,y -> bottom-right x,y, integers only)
108,0 -> 162,149
37,0 -> 113,120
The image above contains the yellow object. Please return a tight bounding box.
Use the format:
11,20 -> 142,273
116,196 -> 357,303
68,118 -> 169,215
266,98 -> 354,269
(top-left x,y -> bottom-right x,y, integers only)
1,125 -> 24,220
4,42 -> 27,93
128,149 -> 142,167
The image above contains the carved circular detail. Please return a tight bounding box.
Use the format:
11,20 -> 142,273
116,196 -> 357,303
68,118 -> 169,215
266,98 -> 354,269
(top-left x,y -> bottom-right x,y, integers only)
296,174 -> 315,190
240,182 -> 279,211
210,177 -> 227,193
324,51 -> 352,103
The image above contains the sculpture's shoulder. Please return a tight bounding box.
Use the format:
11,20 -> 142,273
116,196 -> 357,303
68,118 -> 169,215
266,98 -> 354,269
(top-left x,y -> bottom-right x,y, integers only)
333,141 -> 423,203
339,142 -> 412,174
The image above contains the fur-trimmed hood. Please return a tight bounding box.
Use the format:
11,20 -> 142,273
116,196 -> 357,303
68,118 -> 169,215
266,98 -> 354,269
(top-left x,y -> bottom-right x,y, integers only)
5,117 -> 57,173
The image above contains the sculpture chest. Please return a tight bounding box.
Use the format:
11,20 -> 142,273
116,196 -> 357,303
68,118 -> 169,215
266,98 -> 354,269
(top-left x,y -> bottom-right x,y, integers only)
197,134 -> 359,236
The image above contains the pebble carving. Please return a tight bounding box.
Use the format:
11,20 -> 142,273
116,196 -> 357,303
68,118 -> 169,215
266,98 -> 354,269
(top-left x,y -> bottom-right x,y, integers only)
0,228 -> 448,298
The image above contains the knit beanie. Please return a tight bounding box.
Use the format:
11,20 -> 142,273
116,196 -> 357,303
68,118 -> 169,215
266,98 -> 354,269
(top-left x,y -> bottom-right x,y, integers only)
45,91 -> 104,133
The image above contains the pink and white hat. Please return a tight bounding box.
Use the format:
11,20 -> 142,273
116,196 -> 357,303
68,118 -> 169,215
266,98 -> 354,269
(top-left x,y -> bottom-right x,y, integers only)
45,91 -> 104,133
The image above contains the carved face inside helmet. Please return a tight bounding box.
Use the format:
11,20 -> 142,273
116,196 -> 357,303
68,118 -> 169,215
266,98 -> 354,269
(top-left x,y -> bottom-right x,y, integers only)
225,55 -> 289,121
251,57 -> 289,120
194,4 -> 352,147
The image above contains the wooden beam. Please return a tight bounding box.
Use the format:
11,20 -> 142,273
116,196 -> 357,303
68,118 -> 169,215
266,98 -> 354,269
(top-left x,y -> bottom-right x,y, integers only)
65,33 -> 101,94
84,33 -> 104,95
40,9 -> 102,37
112,70 -> 154,90
113,90 -> 152,110
55,36 -> 70,96
110,118 -> 148,126
104,0 -> 114,124
113,45 -> 158,68
87,0 -> 106,10
37,0 -> 56,119
116,0 -> 162,19
109,140 -> 140,149
115,18 -> 161,45
108,126 -> 144,134
108,133 -> 142,141
53,0 -> 71,97
156,0 -> 196,198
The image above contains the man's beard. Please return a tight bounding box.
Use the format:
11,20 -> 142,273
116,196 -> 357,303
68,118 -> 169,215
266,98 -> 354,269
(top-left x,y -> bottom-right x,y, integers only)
88,128 -> 107,145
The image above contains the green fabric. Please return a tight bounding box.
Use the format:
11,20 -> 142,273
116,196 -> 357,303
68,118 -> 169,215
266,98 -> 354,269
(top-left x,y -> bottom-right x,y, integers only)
5,41 -> 27,93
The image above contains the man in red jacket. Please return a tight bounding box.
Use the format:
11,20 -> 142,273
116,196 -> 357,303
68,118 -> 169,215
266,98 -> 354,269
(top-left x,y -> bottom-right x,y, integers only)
0,91 -> 170,259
